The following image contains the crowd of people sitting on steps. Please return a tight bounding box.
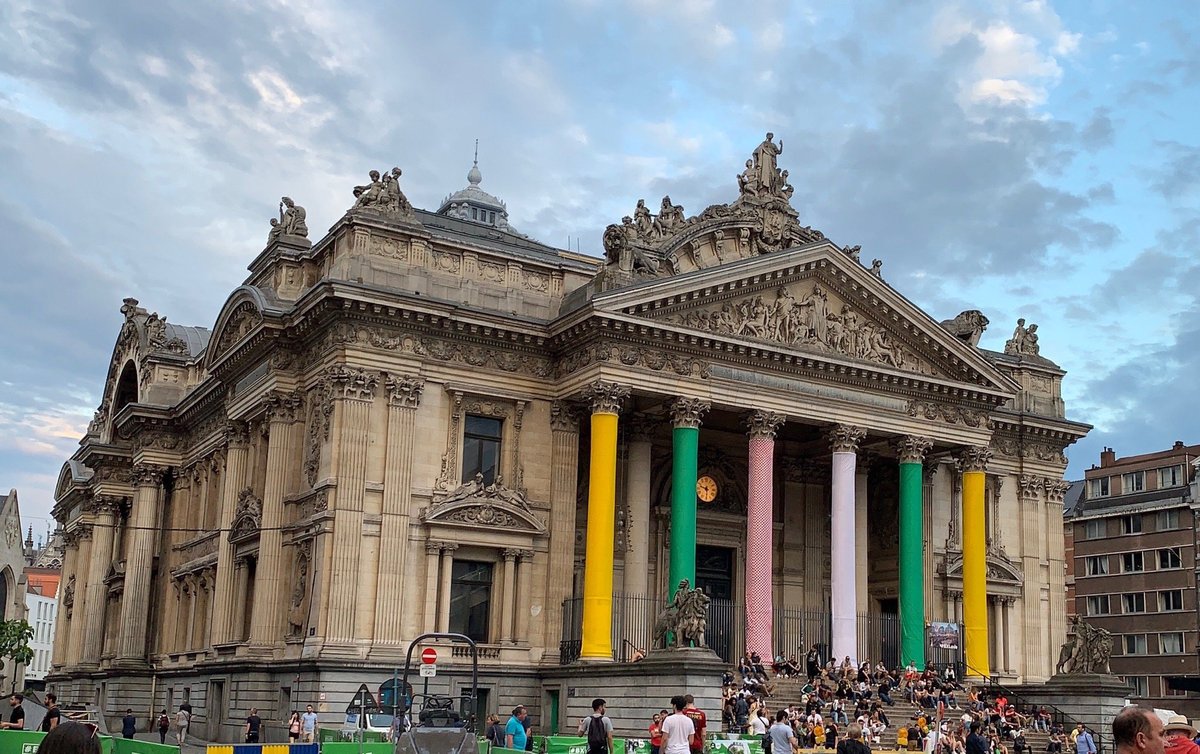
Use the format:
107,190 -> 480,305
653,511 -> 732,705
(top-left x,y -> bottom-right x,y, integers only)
715,647 -> 1102,752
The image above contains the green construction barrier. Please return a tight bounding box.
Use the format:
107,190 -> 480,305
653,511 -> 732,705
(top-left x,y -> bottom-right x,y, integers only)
478,737 -> 490,754
0,730 -> 116,754
544,735 -> 627,754
112,737 -> 179,754
708,736 -> 764,754
316,728 -> 385,744
490,747 -> 527,754
318,743 -> 394,754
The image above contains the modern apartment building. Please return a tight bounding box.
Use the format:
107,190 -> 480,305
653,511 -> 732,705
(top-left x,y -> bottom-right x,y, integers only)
1066,442 -> 1200,715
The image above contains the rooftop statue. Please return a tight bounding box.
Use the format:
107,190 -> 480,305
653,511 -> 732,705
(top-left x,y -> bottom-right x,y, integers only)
269,196 -> 309,242
352,167 -> 413,216
1004,318 -> 1041,357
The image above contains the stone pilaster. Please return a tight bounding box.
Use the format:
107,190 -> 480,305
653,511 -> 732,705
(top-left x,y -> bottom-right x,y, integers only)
51,531 -> 78,668
543,401 -> 580,662
249,391 -> 304,648
501,548 -> 519,643
66,526 -> 92,667
424,541 -> 443,634
829,424 -> 865,664
376,374 -> 424,645
437,543 -> 459,631
115,463 -> 166,664
326,367 -> 378,643
211,421 -> 250,645
515,550 -> 534,644
81,496 -> 121,667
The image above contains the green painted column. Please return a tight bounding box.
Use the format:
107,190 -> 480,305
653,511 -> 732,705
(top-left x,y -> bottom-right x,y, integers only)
898,436 -> 933,669
669,398 -> 710,598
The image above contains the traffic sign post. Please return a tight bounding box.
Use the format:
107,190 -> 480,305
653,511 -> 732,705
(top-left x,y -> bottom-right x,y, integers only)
420,664 -> 437,677
421,647 -> 438,664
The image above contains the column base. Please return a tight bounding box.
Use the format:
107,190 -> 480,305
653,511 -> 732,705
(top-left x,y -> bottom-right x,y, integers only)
109,657 -> 151,671
575,654 -> 614,665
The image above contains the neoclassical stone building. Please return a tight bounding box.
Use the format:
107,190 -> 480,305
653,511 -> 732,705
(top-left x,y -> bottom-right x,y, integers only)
51,138 -> 1087,738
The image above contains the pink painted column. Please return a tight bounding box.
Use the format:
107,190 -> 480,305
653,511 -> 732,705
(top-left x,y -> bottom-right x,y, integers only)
746,410 -> 785,659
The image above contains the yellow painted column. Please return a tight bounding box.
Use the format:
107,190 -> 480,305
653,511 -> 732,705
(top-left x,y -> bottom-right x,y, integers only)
961,447 -> 991,678
579,380 -> 629,661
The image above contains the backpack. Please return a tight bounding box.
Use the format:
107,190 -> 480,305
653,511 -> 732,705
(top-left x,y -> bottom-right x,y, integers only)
158,714 -> 170,731
762,729 -> 773,754
587,715 -> 608,749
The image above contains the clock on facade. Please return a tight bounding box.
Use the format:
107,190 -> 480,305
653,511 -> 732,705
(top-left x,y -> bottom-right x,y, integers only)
696,475 -> 718,503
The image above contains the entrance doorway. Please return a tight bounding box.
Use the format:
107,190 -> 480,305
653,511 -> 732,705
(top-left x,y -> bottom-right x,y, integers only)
695,545 -> 736,659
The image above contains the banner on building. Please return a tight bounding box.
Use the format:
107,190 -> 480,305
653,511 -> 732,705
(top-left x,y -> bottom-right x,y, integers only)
928,622 -> 960,649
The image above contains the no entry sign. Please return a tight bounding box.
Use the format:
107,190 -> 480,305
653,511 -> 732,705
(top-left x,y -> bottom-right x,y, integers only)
421,647 -> 438,664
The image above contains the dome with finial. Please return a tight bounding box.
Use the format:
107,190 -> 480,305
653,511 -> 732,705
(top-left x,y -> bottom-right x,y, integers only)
436,140 -> 512,231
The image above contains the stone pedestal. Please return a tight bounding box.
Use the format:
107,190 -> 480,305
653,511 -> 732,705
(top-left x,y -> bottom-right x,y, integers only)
1008,674 -> 1132,745
541,647 -> 725,736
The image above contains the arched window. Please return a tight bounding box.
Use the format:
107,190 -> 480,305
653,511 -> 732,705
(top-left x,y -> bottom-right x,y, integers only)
113,361 -> 138,414
0,568 -> 9,621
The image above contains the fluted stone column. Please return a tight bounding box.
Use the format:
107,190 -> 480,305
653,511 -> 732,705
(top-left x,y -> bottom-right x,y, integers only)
745,410 -> 784,659
115,464 -> 165,663
669,398 -> 709,603
250,391 -> 303,647
66,527 -> 92,667
438,543 -> 458,631
897,436 -> 933,669
375,375 -> 423,644
960,446 -> 991,678
81,497 -> 121,667
830,424 -> 865,665
580,381 -> 629,661
543,402 -> 580,662
501,549 -> 518,643
424,541 -> 442,634
515,550 -> 533,643
327,368 -> 378,642
211,422 -> 250,645
51,531 -> 79,667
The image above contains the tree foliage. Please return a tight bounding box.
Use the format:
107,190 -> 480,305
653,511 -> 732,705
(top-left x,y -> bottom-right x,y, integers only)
0,620 -> 34,667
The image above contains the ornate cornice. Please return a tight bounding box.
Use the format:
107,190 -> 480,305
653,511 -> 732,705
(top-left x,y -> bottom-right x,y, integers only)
670,397 -> 710,430
385,374 -> 424,408
895,435 -> 933,464
745,410 -> 785,440
829,424 -> 865,454
959,446 -> 992,473
581,380 -> 630,415
906,400 -> 989,428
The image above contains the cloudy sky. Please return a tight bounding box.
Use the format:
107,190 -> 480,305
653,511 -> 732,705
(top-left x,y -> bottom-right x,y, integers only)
1,0 -> 1197,534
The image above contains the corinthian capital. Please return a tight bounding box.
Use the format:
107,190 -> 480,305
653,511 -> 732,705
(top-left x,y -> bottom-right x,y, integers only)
670,397 -> 711,429
550,401 -> 579,432
829,424 -> 866,454
325,365 -> 379,401
132,463 -> 166,488
582,380 -> 630,415
895,435 -> 933,464
91,495 -> 124,516
958,446 -> 992,473
385,374 -> 425,408
224,420 -> 250,449
745,410 -> 785,440
263,390 -> 304,423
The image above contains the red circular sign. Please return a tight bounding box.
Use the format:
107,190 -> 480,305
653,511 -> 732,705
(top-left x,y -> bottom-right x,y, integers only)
421,647 -> 437,664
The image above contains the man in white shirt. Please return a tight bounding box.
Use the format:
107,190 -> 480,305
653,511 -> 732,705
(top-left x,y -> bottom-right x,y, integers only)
749,706 -> 769,736
661,696 -> 696,754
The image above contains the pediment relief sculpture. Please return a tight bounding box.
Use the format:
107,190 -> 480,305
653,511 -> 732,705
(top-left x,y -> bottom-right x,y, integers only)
229,487 -> 263,542
599,134 -> 828,283
660,283 -> 935,375
425,473 -> 545,534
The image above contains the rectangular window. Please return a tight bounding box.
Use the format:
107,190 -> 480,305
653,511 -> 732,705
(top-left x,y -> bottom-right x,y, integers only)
1124,634 -> 1148,655
1158,509 -> 1181,530
1123,676 -> 1149,697
1084,520 -> 1105,540
1122,515 -> 1142,534
1159,589 -> 1184,612
461,415 -> 502,485
1123,471 -> 1145,493
448,559 -> 494,643
1159,466 -> 1183,488
1123,593 -> 1146,613
1086,595 -> 1110,616
1159,548 -> 1182,569
1161,632 -> 1185,654
1121,552 -> 1144,573
1089,477 -> 1110,498
1085,556 -> 1109,576
471,207 -> 478,220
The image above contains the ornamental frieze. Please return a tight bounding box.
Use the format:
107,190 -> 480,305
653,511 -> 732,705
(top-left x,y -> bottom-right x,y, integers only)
328,323 -> 553,380
906,400 -> 990,428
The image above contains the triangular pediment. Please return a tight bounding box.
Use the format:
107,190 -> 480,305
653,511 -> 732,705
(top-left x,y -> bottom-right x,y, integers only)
589,241 -> 1018,395
422,475 -> 546,535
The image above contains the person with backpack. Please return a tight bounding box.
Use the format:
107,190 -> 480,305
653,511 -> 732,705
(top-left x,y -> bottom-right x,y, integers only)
578,698 -> 614,754
157,710 -> 171,744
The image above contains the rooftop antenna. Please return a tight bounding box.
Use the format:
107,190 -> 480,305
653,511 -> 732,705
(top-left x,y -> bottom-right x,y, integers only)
473,138 -> 479,166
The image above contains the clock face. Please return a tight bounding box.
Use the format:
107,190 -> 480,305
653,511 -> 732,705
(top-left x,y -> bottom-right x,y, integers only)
696,476 -> 718,503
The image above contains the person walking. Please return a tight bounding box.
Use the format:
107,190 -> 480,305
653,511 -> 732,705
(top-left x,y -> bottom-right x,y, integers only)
662,696 -> 696,754
121,709 -> 137,739
769,710 -> 798,754
175,705 -> 191,746
1,694 -> 26,730
486,714 -> 505,748
157,710 -> 171,744
288,710 -> 302,743
683,695 -> 706,754
301,704 -> 319,743
650,712 -> 664,754
245,707 -> 263,743
1076,724 -> 1097,754
578,699 -> 613,754
41,693 -> 61,732
506,706 -> 528,751
1112,707 -> 1165,754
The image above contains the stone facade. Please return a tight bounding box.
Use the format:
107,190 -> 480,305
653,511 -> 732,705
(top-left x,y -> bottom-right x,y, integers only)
49,141 -> 1088,739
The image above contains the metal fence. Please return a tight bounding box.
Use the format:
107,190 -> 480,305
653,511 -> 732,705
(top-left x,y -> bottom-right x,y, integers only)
559,595 -> 959,670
